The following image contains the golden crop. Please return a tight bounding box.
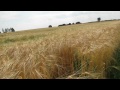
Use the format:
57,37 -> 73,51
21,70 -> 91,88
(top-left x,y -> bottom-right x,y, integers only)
0,20 -> 120,79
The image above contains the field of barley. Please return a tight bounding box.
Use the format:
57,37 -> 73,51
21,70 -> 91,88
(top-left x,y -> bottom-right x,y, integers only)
0,20 -> 120,79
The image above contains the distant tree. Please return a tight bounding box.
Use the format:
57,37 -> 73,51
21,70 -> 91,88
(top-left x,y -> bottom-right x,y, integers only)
9,28 -> 12,32
49,25 -> 52,28
97,17 -> 101,22
76,22 -> 81,24
5,28 -> 7,33
2,28 -> 5,33
58,24 -> 66,27
66,23 -> 70,25
0,31 -> 1,33
11,28 -> 15,32
72,23 -> 74,24
62,24 -> 66,26
7,28 -> 10,32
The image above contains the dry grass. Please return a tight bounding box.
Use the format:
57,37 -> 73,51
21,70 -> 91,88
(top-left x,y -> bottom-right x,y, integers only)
0,20 -> 120,79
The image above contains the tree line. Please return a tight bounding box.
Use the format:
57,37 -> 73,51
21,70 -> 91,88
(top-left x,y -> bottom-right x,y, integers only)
49,21 -> 81,28
0,27 -> 15,33
49,17 -> 102,28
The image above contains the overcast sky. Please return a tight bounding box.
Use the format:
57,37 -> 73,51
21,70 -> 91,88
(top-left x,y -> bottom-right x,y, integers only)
0,11 -> 120,32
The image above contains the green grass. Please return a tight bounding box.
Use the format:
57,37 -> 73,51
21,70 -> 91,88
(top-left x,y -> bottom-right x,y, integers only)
0,34 -> 47,45
105,44 -> 120,79
73,50 -> 81,71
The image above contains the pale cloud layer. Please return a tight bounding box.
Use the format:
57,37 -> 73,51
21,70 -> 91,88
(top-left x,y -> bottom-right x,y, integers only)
0,11 -> 120,31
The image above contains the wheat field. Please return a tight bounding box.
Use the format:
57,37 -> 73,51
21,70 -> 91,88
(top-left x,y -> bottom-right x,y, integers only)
0,20 -> 120,79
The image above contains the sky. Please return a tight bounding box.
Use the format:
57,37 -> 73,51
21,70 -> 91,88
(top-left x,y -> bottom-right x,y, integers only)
0,11 -> 120,32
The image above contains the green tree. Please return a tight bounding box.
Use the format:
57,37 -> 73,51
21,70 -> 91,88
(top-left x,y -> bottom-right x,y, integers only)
97,17 -> 101,22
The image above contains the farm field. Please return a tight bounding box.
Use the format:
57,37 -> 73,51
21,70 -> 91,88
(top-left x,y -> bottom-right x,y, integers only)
0,20 -> 120,79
